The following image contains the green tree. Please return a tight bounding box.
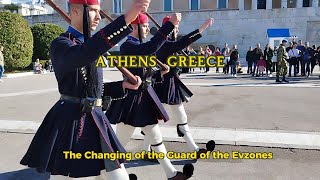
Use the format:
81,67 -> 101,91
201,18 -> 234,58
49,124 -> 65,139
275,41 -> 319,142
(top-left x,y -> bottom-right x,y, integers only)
0,12 -> 33,70
31,23 -> 65,60
3,4 -> 19,13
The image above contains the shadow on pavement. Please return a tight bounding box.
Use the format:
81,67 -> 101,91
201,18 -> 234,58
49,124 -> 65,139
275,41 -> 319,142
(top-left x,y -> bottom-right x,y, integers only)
124,159 -> 197,168
0,168 -> 49,180
0,160 -> 198,180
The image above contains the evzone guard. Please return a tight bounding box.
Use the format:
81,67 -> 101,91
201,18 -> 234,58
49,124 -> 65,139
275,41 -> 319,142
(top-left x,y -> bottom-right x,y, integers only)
142,15 -> 216,158
105,13 -> 194,180
20,0 -> 150,179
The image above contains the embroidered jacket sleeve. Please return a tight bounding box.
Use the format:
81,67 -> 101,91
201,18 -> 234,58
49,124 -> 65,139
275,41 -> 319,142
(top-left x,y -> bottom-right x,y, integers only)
161,29 -> 202,54
120,21 -> 174,55
50,15 -> 132,74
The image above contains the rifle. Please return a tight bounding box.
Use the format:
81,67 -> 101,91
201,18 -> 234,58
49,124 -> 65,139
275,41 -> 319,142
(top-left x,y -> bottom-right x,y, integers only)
45,0 -> 138,85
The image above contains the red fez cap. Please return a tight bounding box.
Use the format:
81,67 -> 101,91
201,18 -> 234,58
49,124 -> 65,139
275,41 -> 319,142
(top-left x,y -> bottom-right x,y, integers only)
69,0 -> 100,5
131,13 -> 149,25
162,16 -> 171,25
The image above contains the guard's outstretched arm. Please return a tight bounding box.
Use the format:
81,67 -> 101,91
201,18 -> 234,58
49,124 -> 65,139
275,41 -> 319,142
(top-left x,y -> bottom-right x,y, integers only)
51,15 -> 132,74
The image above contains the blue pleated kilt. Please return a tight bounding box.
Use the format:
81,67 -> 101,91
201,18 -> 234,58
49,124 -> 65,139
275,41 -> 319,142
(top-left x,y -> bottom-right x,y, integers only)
155,72 -> 193,105
20,100 -> 126,178
106,85 -> 168,127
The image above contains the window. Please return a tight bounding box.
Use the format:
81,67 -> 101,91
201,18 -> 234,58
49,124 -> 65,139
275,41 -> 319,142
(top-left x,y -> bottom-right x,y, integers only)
164,0 -> 172,11
272,0 -> 281,8
287,0 -> 297,8
200,0 -> 217,9
244,0 -> 252,10
229,0 -> 238,9
303,0 -> 311,7
218,0 -> 227,8
257,0 -> 266,9
190,0 -> 199,10
113,0 -> 122,13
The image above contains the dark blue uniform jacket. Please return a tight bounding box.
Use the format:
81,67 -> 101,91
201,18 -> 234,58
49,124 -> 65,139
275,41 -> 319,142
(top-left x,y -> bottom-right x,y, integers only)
155,29 -> 202,105
106,21 -> 174,127
20,15 -> 132,178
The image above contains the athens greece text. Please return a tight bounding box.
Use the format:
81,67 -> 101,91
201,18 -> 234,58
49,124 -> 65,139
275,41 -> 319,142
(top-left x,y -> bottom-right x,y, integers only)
95,55 -> 225,68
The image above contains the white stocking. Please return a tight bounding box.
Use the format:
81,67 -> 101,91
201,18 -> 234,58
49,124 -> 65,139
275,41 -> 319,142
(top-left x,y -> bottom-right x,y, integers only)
141,131 -> 151,152
142,124 -> 177,179
170,104 -> 199,152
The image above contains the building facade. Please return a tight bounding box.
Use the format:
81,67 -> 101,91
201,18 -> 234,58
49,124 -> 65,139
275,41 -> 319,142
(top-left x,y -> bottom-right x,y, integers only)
51,0 -> 320,14
28,0 -> 320,60
0,0 -> 49,16
98,0 -> 320,13
17,3 -> 48,16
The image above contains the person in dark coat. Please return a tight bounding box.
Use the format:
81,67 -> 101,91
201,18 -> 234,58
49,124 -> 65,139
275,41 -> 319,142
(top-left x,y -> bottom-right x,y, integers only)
105,13 -> 194,180
264,44 -> 274,77
310,45 -> 317,75
141,16 -> 215,161
20,0 -> 149,179
246,46 -> 254,74
252,43 -> 263,76
229,44 -> 239,77
304,42 -> 313,77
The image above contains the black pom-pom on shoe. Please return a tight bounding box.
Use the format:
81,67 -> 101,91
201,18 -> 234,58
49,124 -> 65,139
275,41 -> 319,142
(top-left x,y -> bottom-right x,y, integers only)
182,163 -> 194,178
206,140 -> 216,152
167,164 -> 194,179
129,173 -> 137,180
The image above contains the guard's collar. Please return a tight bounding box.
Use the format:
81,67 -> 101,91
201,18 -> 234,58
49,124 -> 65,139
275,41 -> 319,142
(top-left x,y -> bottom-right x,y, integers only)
67,26 -> 84,43
127,35 -> 140,43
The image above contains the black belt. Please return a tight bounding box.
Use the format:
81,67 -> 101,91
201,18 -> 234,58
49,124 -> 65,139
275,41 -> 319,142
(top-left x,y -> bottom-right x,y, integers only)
60,95 -> 102,107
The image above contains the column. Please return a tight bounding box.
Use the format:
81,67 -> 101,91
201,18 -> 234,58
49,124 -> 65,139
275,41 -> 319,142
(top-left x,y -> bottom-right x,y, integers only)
238,0 -> 245,10
312,0 -> 319,7
281,0 -> 287,8
266,0 -> 272,9
216,0 -> 219,9
251,0 -> 257,10
296,0 -> 303,7
226,0 -> 229,8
